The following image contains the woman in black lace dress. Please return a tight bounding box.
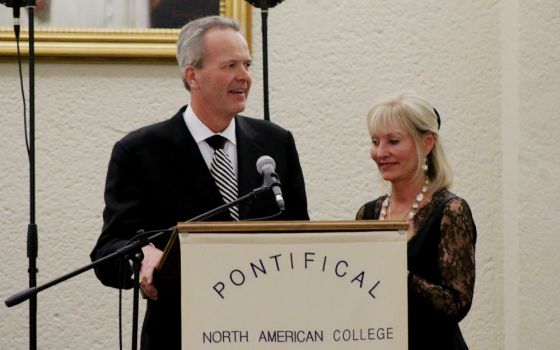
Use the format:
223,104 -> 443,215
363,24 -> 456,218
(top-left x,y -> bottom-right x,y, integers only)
356,92 -> 476,350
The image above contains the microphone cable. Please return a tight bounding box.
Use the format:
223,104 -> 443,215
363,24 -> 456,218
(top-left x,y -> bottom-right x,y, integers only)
113,226 -> 174,349
245,209 -> 284,221
14,21 -> 30,158
118,256 -> 124,350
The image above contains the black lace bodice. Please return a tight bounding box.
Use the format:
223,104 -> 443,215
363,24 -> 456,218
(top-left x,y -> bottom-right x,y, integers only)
356,189 -> 476,349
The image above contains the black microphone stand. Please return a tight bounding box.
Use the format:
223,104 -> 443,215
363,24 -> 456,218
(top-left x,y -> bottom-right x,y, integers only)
126,184 -> 274,350
1,1 -> 38,349
260,4 -> 271,121
6,183 -> 276,350
27,4 -> 37,350
6,228 -> 173,350
244,0 -> 286,122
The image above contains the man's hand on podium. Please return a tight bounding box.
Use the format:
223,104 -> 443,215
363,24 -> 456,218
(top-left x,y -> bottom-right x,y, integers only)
139,244 -> 163,300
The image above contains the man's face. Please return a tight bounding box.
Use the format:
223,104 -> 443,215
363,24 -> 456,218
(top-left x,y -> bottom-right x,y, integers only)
187,28 -> 252,124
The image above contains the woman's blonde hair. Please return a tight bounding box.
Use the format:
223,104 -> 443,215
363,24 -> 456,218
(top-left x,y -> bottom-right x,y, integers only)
367,91 -> 453,191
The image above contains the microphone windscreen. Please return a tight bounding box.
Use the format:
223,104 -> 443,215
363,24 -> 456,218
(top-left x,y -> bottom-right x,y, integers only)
256,155 -> 276,174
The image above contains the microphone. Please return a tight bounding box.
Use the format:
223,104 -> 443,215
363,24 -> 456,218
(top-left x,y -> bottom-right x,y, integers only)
256,155 -> 285,212
244,0 -> 284,9
0,0 -> 23,38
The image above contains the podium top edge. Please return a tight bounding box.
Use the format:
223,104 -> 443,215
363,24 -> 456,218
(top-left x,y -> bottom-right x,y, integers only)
175,220 -> 408,233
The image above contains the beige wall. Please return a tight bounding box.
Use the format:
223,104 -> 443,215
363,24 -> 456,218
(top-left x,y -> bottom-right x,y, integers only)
516,0 -> 560,348
1,1 -> 558,349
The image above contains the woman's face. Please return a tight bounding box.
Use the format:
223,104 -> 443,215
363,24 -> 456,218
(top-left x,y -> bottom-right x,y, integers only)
370,130 -> 419,184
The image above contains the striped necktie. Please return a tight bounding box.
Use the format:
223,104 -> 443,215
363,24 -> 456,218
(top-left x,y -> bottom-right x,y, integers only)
206,135 -> 239,221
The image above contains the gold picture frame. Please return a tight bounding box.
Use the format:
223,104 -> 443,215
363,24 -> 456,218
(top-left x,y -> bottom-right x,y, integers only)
0,0 -> 252,64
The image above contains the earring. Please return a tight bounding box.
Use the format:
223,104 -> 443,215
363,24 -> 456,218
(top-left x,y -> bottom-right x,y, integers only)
422,157 -> 428,172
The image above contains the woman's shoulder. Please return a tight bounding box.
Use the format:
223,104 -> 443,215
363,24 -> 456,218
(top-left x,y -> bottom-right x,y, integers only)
356,194 -> 388,220
432,189 -> 476,239
433,189 -> 472,214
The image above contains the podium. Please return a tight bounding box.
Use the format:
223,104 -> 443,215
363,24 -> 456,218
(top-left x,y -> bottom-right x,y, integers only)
161,220 -> 408,350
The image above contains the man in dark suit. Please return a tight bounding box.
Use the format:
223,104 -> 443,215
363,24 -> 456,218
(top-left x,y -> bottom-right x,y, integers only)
90,16 -> 309,350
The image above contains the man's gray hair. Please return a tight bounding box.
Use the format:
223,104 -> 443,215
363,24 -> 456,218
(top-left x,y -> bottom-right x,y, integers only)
176,16 -> 241,91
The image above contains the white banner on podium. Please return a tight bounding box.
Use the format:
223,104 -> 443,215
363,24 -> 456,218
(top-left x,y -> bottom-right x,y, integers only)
180,231 -> 407,350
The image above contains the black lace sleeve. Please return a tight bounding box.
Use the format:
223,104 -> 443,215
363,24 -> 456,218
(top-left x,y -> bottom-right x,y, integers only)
410,197 -> 476,321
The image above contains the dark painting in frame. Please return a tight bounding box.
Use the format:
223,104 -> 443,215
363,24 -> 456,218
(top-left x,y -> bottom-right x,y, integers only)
0,0 -> 252,63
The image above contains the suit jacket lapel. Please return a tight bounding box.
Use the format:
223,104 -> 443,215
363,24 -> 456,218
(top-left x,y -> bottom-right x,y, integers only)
167,107 -> 227,220
236,116 -> 266,219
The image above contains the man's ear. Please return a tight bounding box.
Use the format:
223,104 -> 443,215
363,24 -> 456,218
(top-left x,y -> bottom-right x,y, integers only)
184,66 -> 198,89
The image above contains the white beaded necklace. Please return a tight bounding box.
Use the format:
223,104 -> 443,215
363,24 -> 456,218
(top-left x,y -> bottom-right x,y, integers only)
380,179 -> 430,221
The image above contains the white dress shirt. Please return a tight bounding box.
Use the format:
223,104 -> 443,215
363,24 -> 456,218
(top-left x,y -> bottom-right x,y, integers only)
183,105 -> 238,177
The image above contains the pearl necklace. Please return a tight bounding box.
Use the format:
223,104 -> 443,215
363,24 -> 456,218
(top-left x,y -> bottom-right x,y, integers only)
380,179 -> 430,221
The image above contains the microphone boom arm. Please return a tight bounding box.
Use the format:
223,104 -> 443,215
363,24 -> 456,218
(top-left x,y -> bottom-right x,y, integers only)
5,183 -> 273,308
